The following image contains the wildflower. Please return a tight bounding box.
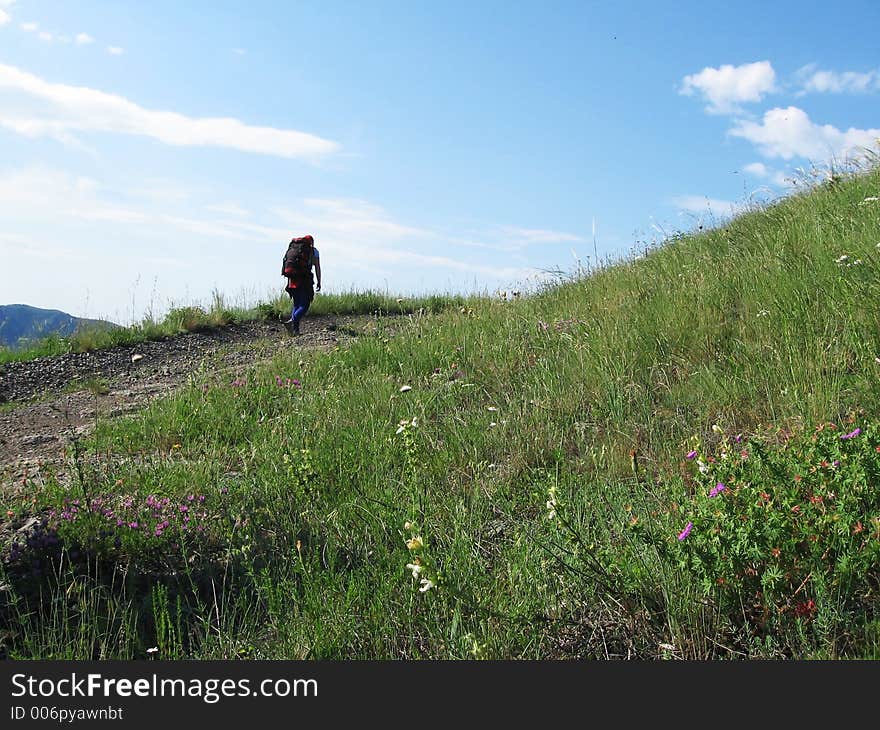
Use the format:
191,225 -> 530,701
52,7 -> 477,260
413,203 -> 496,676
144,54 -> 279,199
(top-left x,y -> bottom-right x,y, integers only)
537,320 -> 549,331
406,562 -> 423,579
859,196 -> 879,204
686,450 -> 697,460
840,428 -> 861,440
794,599 -> 816,618
399,385 -> 412,392
711,424 -> 724,434
756,309 -> 769,317
418,577 -> 435,592
487,406 -> 498,412
404,521 -> 413,531
677,522 -> 693,541
406,536 -> 424,551
697,459 -> 710,474
836,254 -> 849,264
146,647 -> 159,655
709,483 -> 726,498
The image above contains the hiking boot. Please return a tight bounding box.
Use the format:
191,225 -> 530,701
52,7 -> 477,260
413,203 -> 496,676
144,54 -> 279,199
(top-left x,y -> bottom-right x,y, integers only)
282,319 -> 295,335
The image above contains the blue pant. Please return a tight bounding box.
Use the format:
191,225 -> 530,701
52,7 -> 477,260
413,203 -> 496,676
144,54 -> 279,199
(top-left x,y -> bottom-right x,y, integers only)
289,288 -> 313,326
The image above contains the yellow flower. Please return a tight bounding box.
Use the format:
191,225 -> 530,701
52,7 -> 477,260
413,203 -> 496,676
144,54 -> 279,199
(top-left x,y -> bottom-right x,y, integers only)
406,536 -> 423,551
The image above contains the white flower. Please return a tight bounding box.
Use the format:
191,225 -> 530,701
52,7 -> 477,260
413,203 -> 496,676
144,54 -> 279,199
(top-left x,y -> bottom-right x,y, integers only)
406,562 -> 423,579
404,521 -> 413,531
757,309 -> 769,317
836,254 -> 849,264
697,459 -> 710,474
711,424 -> 724,434
418,577 -> 435,592
487,406 -> 498,412
146,647 -> 158,654
859,196 -> 879,205
399,385 -> 412,392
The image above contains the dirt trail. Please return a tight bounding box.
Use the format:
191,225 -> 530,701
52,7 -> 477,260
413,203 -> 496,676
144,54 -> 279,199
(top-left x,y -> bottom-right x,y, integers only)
0,315 -> 370,498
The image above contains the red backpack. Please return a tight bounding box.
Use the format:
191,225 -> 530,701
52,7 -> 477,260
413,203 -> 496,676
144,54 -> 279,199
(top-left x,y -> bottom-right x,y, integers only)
282,235 -> 314,279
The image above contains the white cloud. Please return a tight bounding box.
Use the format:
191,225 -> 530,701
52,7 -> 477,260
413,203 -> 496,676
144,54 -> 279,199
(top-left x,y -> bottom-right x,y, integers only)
798,66 -> 880,94
673,195 -> 744,217
742,161 -> 792,188
206,202 -> 250,217
0,1 -> 18,8
743,162 -> 768,177
106,46 -> 124,55
496,226 -> 584,244
233,48 -> 246,56
0,10 -> 10,26
37,30 -> 52,42
680,61 -> 777,115
730,106 -> 880,161
75,32 -> 94,45
0,63 -> 341,160
20,21 -> 36,32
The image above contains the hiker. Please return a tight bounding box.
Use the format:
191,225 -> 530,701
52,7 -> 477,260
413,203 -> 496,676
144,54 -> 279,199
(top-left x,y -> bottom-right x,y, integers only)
282,234 -> 321,335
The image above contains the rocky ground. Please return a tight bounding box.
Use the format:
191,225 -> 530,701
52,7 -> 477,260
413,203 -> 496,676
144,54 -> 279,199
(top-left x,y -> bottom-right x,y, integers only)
0,315 -> 373,500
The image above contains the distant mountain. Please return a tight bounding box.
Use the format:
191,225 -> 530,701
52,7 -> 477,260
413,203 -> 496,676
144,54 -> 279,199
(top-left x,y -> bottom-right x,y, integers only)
0,304 -> 118,349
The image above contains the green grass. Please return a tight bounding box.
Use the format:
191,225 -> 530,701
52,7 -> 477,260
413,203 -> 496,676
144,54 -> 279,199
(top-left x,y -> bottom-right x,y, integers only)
2,162 -> 880,659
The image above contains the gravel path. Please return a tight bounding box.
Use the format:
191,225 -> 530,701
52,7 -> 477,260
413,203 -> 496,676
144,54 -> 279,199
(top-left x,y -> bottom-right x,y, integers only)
0,315 -> 372,498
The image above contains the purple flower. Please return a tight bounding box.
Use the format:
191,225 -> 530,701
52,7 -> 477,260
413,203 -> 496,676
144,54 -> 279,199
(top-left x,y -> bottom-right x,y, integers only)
840,428 -> 861,440
832,459 -> 841,468
677,522 -> 693,541
709,482 -> 726,498
686,450 -> 697,460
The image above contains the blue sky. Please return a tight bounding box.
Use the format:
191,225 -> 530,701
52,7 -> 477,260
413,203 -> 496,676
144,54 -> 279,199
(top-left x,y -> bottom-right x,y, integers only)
1,0 -> 878,324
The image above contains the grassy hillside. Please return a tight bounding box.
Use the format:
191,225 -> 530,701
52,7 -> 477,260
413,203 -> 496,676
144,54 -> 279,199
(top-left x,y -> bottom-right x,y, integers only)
2,164 -> 880,659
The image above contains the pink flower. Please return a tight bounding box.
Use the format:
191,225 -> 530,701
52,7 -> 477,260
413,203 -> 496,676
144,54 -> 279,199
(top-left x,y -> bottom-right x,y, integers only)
686,450 -> 697,460
677,521 -> 693,541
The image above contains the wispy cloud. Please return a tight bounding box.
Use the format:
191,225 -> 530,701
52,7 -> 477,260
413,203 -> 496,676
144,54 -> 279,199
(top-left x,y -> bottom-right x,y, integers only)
233,48 -> 246,56
742,161 -> 791,187
20,21 -> 36,32
673,195 -> 744,217
37,30 -> 52,42
75,32 -> 94,45
106,46 -> 124,55
0,63 -> 341,160
496,226 -> 584,244
730,106 -> 880,161
680,61 -> 777,115
0,10 -> 10,27
796,64 -> 880,95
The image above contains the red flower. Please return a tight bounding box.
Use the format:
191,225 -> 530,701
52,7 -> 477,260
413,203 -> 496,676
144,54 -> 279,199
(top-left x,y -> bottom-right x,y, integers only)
794,599 -> 816,618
